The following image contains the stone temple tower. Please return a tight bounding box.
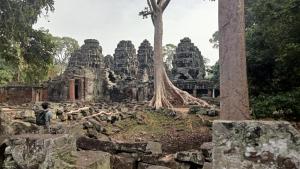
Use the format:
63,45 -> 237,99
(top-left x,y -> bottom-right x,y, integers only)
172,37 -> 206,80
48,39 -> 104,102
113,40 -> 138,79
137,39 -> 154,82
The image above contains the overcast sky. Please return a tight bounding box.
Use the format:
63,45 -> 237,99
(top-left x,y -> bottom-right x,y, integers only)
34,0 -> 219,65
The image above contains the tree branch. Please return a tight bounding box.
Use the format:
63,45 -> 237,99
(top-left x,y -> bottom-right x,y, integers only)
162,0 -> 171,11
149,0 -> 159,11
147,0 -> 153,12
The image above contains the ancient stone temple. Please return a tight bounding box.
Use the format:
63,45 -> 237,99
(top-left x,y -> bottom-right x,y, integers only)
171,38 -> 217,98
172,37 -> 205,81
104,55 -> 114,70
113,41 -> 138,80
47,39 -> 104,102
0,38 -> 219,105
137,40 -> 154,82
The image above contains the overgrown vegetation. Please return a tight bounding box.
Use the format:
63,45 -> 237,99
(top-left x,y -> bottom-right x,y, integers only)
0,0 -> 56,84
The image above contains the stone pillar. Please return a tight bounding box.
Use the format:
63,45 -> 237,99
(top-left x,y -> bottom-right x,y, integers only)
219,0 -> 250,120
80,79 -> 84,101
69,79 -> 75,102
212,89 -> 216,98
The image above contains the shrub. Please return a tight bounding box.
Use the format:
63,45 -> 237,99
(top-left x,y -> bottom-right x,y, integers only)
251,88 -> 300,121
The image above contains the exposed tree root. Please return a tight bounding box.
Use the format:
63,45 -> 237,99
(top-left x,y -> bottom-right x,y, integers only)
149,71 -> 210,110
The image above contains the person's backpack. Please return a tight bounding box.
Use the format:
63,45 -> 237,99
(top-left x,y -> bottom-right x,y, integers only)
36,110 -> 47,125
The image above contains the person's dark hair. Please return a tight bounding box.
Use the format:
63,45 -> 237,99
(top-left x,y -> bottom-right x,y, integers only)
41,102 -> 49,110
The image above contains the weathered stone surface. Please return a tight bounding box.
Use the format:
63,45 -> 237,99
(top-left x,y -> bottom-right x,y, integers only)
10,120 -> 39,135
76,137 -> 162,154
200,142 -> 212,162
3,134 -> 76,169
114,40 -> 138,79
104,55 -> 114,69
0,109 -> 13,136
140,154 -> 190,169
111,155 -> 136,169
137,39 -> 154,82
175,150 -> 204,166
48,39 -> 104,102
172,37 -> 205,81
213,120 -> 300,169
75,151 -> 111,169
138,163 -> 171,169
77,136 -> 117,154
202,162 -> 212,169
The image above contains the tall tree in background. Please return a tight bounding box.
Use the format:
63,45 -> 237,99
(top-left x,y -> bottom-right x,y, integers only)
53,37 -> 79,75
0,0 -> 55,84
140,0 -> 209,109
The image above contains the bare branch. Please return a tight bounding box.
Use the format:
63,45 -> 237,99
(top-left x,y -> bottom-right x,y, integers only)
149,0 -> 159,11
147,0 -> 153,12
162,0 -> 171,11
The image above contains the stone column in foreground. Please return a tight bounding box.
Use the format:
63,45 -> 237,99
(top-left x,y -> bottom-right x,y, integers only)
219,0 -> 250,120
69,79 -> 75,102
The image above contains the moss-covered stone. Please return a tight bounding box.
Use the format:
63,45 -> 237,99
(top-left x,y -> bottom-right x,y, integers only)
213,120 -> 300,169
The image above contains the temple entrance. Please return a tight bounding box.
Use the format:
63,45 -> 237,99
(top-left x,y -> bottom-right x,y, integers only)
75,79 -> 80,100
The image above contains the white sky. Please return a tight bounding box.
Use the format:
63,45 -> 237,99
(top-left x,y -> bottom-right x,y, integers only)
34,0 -> 219,65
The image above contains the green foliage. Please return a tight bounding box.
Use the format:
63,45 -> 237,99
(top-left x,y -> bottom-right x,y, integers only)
251,88 -> 300,120
246,0 -> 300,120
209,0 -> 300,120
0,59 -> 13,85
246,0 -> 300,95
52,36 -> 79,75
0,0 -> 55,85
209,31 -> 219,48
207,61 -> 219,87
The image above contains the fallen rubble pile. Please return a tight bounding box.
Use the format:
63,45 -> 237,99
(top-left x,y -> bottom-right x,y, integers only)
0,102 -> 214,169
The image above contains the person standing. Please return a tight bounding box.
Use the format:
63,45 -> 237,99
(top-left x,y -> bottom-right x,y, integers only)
36,102 -> 52,133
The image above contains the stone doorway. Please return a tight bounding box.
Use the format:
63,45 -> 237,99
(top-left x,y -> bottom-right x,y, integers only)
75,79 -> 81,100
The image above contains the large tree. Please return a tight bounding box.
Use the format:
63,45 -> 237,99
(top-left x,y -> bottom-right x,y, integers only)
52,36 -> 79,75
140,0 -> 209,109
0,0 -> 55,84
219,0 -> 250,120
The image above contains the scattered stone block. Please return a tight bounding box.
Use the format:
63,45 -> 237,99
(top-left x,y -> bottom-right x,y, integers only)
175,150 -> 204,166
200,142 -> 212,162
76,136 -> 117,154
111,155 -> 136,169
75,151 -> 111,169
3,134 -> 76,169
138,162 -> 171,169
213,120 -> 300,169
202,162 -> 212,169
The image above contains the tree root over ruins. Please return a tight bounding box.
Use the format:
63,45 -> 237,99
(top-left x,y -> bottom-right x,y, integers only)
149,70 -> 210,109
141,0 -> 211,110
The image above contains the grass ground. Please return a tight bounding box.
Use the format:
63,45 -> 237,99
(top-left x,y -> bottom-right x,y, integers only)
106,111 -> 215,153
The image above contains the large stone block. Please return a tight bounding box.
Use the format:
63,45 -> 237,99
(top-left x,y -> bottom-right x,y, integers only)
213,120 -> 300,169
75,151 -> 111,169
3,134 -> 76,169
77,136 -> 162,154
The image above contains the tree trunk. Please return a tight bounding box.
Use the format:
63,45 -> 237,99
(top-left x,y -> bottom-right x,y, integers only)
219,0 -> 250,120
149,12 -> 209,109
